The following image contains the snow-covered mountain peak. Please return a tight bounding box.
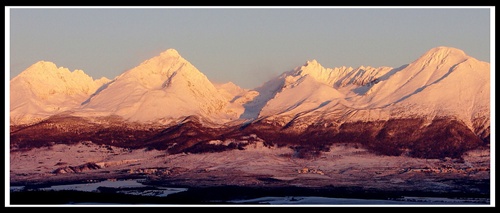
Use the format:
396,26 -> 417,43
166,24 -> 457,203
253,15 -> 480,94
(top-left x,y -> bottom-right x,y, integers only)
10,46 -> 489,134
135,49 -> 185,72
426,46 -> 466,57
78,48 -> 235,123
160,48 -> 181,57
219,81 -> 240,89
356,46 -> 488,116
215,81 -> 247,101
10,61 -> 111,125
290,59 -> 391,89
413,46 -> 469,67
292,59 -> 335,84
215,82 -> 246,94
305,59 -> 320,66
113,48 -> 210,90
17,61 -> 112,89
12,61 -> 109,97
19,60 -> 69,78
297,59 -> 323,73
27,60 -> 58,71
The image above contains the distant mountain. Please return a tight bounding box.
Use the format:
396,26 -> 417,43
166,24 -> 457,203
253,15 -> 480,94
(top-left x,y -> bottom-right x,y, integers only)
248,60 -> 393,127
238,46 -> 490,158
77,49 -> 238,124
9,46 -> 491,159
10,61 -> 110,125
214,82 -> 259,120
385,47 -> 490,133
250,47 -> 490,132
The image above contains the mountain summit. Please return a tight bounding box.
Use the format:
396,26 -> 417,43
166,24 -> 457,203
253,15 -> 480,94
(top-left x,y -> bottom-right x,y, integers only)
293,58 -> 393,89
415,46 -> 468,66
10,61 -> 110,125
10,46 -> 490,159
79,48 -> 233,123
10,46 -> 489,128
358,46 -> 486,111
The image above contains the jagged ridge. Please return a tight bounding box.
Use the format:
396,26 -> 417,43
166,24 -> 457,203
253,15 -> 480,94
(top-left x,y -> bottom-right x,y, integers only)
9,46 -> 490,159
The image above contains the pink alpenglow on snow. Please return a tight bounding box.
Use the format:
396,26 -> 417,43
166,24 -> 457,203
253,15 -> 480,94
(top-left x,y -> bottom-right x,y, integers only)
10,61 -> 110,125
10,46 -> 490,133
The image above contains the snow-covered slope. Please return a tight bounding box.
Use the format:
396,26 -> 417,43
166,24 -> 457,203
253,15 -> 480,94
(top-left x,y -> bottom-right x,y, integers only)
79,49 -> 234,123
259,74 -> 345,118
242,60 -> 392,124
294,59 -> 394,89
357,47 -> 475,106
393,51 -> 489,111
9,46 -> 491,159
10,61 -> 110,125
215,82 -> 248,101
9,46 -> 490,134
214,82 -> 259,121
246,46 -> 489,130
350,47 -> 490,126
10,46 -> 490,128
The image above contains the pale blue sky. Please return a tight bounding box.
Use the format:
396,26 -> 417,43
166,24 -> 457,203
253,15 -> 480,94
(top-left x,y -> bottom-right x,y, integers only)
8,7 -> 492,89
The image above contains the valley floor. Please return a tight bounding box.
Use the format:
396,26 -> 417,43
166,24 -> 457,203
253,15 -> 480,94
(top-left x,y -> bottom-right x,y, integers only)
8,141 -> 491,205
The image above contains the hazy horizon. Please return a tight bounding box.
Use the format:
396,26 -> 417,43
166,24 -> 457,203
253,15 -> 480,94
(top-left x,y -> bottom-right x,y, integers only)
7,6 -> 492,89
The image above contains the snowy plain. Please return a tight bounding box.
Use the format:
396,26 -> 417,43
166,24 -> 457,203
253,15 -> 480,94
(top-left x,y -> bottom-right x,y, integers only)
9,140 -> 490,206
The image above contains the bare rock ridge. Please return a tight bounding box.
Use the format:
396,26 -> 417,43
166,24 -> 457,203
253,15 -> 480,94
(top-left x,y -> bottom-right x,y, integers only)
9,46 -> 490,159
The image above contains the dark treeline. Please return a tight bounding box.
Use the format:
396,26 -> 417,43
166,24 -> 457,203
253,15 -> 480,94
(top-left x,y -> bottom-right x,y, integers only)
10,115 -> 489,160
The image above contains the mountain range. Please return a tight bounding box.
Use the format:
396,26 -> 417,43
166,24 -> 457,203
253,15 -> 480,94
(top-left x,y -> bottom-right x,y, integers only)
9,46 -> 491,159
